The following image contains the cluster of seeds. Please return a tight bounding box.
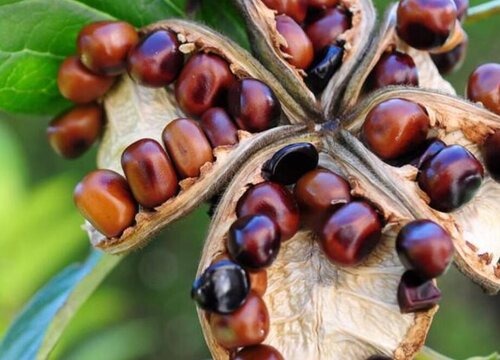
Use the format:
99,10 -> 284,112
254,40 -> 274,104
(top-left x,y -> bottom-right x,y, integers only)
48,20 -> 283,239
192,141 -> 456,357
261,0 -> 352,93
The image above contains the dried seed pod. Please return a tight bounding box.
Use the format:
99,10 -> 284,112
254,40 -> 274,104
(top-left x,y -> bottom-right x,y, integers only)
47,103 -> 103,159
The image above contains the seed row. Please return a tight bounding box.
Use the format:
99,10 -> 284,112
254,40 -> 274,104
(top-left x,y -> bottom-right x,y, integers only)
52,20 -> 283,239
192,142 -> 395,358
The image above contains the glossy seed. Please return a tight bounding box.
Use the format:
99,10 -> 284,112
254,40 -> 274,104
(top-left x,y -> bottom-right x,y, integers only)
162,118 -> 214,178
413,138 -> 447,169
418,144 -> 484,212
275,15 -> 314,69
77,21 -> 139,76
227,79 -> 281,132
320,201 -> 382,266
249,270 -> 268,297
483,130 -> 500,181
236,182 -> 300,241
210,292 -> 270,349
262,142 -> 319,185
308,0 -> 339,8
192,260 -> 250,314
431,36 -> 468,75
305,7 -> 351,53
227,215 -> 281,270
261,0 -> 308,23
175,53 -> 235,116
362,98 -> 430,161
398,271 -> 441,313
294,168 -> 351,230
127,30 -> 184,87
74,169 -> 138,238
201,107 -> 239,147
305,44 -> 344,94
57,56 -> 115,104
366,50 -> 418,91
396,220 -> 454,279
47,103 -> 103,159
466,63 -> 500,115
233,344 -> 284,360
121,139 -> 178,209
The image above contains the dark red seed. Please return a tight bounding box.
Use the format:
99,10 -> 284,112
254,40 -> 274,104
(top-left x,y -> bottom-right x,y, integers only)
362,98 -> 430,161
483,130 -> 500,181
305,7 -> 351,53
127,30 -> 184,87
431,36 -> 468,75
275,15 -> 314,70
74,169 -> 138,238
236,182 -> 300,241
396,0 -> 457,51
228,215 -> 281,270
466,63 -> 500,115
210,292 -> 270,349
261,0 -> 308,23
418,145 -> 484,212
232,344 -> 284,360
57,56 -> 115,104
413,138 -> 447,169
366,50 -> 418,91
396,220 -> 454,279
294,168 -> 351,230
162,118 -> 214,178
320,201 -> 382,266
77,21 -> 139,76
249,270 -> 268,297
201,107 -> 239,147
175,53 -> 236,116
47,103 -> 103,159
308,0 -> 339,8
398,271 -> 441,313
121,139 -> 178,209
227,79 -> 281,132
305,44 -> 344,94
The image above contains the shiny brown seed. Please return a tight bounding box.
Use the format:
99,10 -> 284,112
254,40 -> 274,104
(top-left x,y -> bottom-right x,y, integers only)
47,103 -> 103,159
227,79 -> 281,132
209,292 -> 270,349
57,56 -> 115,103
127,30 -> 184,87
121,139 -> 178,209
162,118 -> 214,178
261,0 -> 308,23
77,21 -> 139,75
175,53 -> 236,116
431,36 -> 468,75
249,270 -> 268,297
398,271 -> 442,313
232,344 -> 284,360
275,15 -> 314,70
308,0 -> 339,8
74,169 -> 138,238
466,63 -> 500,115
366,50 -> 419,91
483,129 -> 500,181
201,107 -> 239,147
362,98 -> 430,161
305,7 -> 351,53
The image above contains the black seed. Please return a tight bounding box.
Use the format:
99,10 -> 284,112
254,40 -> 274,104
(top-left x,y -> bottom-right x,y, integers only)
262,142 -> 319,185
397,271 -> 441,313
191,260 -> 250,314
305,45 -> 343,94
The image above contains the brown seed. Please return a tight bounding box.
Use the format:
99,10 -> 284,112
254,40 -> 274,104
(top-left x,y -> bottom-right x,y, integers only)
127,30 -> 184,87
210,292 -> 270,349
74,169 -> 138,238
483,129 -> 500,181
162,118 -> 214,178
362,98 -> 430,161
275,15 -> 314,69
57,56 -> 115,103
232,344 -> 284,360
121,139 -> 178,209
261,0 -> 308,23
249,270 -> 268,297
466,63 -> 500,115
308,0 -> 339,8
201,108 -> 239,147
305,7 -> 351,53
47,103 -> 103,159
77,21 -> 139,75
175,53 -> 236,116
366,50 -> 419,91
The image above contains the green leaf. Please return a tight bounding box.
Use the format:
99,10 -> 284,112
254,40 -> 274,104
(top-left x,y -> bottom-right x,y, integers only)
0,0 -> 185,116
0,251 -> 122,360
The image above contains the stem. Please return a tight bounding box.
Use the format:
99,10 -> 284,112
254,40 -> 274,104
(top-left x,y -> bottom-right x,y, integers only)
466,0 -> 500,24
416,347 -> 455,360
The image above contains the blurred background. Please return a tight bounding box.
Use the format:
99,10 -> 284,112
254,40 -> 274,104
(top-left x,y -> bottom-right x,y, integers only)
0,0 -> 499,359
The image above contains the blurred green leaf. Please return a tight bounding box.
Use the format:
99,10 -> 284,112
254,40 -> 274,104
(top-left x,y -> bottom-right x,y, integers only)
0,251 -> 121,360
0,0 -> 185,116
